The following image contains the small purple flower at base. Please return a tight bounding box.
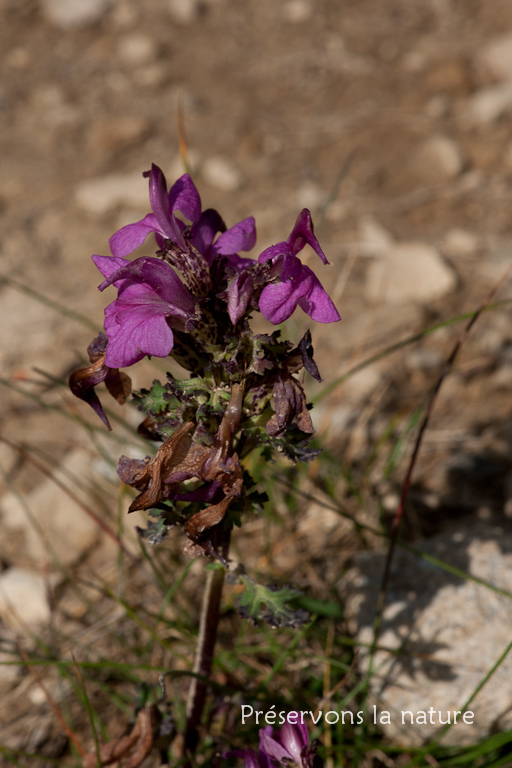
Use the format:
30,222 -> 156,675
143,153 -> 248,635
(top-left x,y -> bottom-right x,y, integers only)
224,747 -> 271,768
92,255 -> 196,368
258,209 -> 340,326
258,722 -> 318,768
109,163 -> 256,266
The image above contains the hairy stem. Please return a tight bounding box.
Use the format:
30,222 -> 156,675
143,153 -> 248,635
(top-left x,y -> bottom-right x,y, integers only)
184,526 -> 231,755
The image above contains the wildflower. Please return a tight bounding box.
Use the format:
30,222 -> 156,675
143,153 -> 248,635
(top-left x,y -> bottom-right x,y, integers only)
92,255 -> 197,368
109,163 -> 256,265
224,747 -> 271,768
258,209 -> 341,325
259,722 -> 318,768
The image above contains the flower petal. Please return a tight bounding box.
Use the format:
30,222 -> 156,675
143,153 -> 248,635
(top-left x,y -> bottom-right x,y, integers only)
297,265 -> 341,323
168,172 -> 202,223
228,270 -> 254,324
287,208 -> 328,264
92,254 -> 132,283
259,729 -> 291,764
97,257 -> 196,318
145,164 -> 180,241
191,208 -> 226,259
258,242 -> 288,264
109,212 -> 161,259
277,722 -> 308,766
104,283 -> 177,367
213,216 -> 257,255
259,268 -> 315,325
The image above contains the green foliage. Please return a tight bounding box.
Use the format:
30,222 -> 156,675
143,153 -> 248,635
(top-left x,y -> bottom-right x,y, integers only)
233,572 -> 309,628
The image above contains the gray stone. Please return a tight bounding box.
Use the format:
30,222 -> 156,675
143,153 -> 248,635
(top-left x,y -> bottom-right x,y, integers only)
466,82 -> 512,124
74,170 -> 149,214
167,0 -> 202,24
0,450 -> 101,568
341,522 -> 512,745
366,242 -> 456,304
202,157 -> 242,192
0,568 -> 52,626
479,34 -> 512,82
295,181 -> 326,211
86,115 -> 148,153
283,0 -> 313,22
443,228 -> 479,257
413,135 -> 463,181
358,215 -> 394,257
116,34 -> 158,67
40,0 -> 110,29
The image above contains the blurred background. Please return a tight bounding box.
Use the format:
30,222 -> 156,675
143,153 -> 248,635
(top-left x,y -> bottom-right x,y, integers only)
2,0 -> 512,762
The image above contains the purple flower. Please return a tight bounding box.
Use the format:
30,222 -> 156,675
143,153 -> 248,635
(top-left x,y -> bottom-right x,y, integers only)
92,255 -> 196,368
259,722 -> 310,767
224,747 -> 271,768
258,209 -> 340,325
109,164 -> 256,265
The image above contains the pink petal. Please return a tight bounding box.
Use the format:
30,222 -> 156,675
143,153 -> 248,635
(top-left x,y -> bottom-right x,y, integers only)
109,213 -> 161,258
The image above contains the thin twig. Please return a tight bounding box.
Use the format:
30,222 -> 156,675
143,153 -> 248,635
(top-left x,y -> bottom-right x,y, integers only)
183,527 -> 231,757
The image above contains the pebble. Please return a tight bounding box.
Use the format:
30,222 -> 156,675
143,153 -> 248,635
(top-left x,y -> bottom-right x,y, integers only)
295,181 -> 326,211
341,522 -> 512,745
366,242 -> 457,304
413,135 -> 463,182
74,170 -> 149,214
0,451 -> 101,568
466,82 -> 512,124
479,33 -> 512,82
283,0 -> 313,22
167,0 -> 202,24
202,156 -> 242,192
358,215 -> 394,256
117,33 -> 158,67
0,568 -> 51,627
40,0 -> 111,29
86,115 -> 148,154
442,228 -> 479,257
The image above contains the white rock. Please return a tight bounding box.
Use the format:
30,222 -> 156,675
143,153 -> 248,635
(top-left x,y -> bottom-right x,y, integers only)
358,215 -> 394,256
40,0 -> 110,29
0,451 -> 101,568
479,33 -> 512,82
341,523 -> 512,745
202,157 -> 242,192
366,242 -> 456,304
295,181 -> 325,211
74,170 -> 149,214
117,34 -> 158,67
167,0 -> 201,23
414,135 -> 463,181
0,569 -> 50,626
443,228 -> 479,257
342,366 -> 381,402
466,82 -> 512,124
283,0 -> 313,22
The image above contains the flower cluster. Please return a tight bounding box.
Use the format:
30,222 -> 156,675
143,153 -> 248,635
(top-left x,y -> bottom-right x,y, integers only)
70,164 -> 340,558
226,722 -> 319,768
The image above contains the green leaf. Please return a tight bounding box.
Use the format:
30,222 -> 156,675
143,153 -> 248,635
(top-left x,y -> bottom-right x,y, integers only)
234,573 -> 309,628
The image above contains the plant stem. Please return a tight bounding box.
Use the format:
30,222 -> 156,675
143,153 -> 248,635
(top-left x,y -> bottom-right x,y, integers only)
183,526 -> 231,755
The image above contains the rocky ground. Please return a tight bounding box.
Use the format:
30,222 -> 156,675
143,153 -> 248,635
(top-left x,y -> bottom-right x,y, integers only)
2,0 -> 512,763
